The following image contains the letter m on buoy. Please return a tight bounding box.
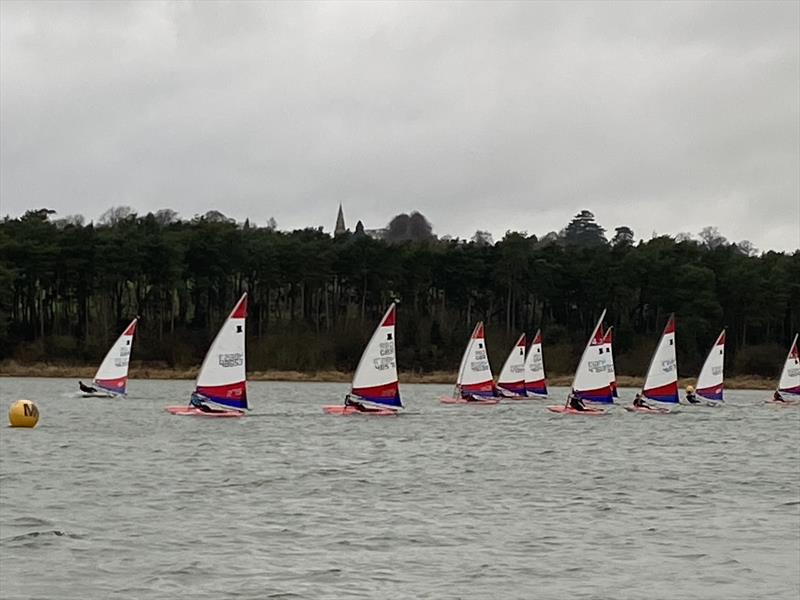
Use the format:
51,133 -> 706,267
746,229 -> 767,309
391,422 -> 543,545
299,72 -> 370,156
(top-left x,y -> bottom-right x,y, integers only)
23,403 -> 38,418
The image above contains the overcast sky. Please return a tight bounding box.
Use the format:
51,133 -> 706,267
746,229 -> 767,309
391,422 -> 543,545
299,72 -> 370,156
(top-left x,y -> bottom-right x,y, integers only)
1,1 -> 798,250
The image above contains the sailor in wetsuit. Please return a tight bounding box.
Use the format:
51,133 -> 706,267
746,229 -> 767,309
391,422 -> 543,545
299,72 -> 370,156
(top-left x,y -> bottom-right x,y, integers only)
685,385 -> 700,404
79,381 -> 98,394
773,390 -> 787,403
344,395 -> 368,412
632,392 -> 652,409
190,393 -> 215,413
568,392 -> 587,411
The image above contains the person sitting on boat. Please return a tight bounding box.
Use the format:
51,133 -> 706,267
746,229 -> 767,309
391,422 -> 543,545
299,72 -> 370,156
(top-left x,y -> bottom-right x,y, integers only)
344,394 -> 369,412
189,393 -> 227,413
685,385 -> 700,404
773,390 -> 787,403
568,392 -> 587,411
632,392 -> 652,409
78,381 -> 97,394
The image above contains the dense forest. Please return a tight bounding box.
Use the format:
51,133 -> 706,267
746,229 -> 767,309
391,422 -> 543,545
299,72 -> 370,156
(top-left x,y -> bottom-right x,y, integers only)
1,207 -> 798,378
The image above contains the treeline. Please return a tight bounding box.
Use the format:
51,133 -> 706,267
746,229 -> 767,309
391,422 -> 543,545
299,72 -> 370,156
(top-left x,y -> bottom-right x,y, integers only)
0,208 -> 798,378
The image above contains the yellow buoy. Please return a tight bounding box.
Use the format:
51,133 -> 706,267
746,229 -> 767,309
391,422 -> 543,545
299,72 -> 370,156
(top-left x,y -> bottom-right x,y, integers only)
9,400 -> 39,428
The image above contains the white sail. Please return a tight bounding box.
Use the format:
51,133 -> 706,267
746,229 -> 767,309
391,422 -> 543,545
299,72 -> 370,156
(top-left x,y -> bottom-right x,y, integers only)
93,318 -> 138,395
642,314 -> 679,403
778,333 -> 800,395
524,329 -> 548,396
571,310 -> 613,403
350,304 -> 402,409
195,293 -> 248,410
603,327 -> 618,397
696,329 -> 725,402
497,333 -> 526,396
456,322 -> 495,396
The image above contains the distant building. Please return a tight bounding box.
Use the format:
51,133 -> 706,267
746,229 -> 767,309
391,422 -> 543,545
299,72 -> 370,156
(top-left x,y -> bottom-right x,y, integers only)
365,228 -> 387,240
334,204 -> 347,236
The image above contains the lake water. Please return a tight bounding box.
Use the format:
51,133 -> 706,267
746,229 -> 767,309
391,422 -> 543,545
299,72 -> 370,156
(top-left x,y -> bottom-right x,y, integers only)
0,378 -> 798,599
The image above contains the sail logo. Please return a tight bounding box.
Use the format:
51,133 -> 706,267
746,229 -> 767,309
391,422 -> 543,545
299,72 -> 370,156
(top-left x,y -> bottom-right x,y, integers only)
712,366 -> 722,376
661,359 -> 676,372
218,353 -> 244,368
475,350 -> 487,361
529,355 -> 542,368
373,357 -> 395,370
119,347 -> 130,357
114,358 -> 129,367
588,359 -> 606,373
788,367 -> 800,377
471,361 -> 489,371
379,342 -> 394,357
510,365 -> 524,374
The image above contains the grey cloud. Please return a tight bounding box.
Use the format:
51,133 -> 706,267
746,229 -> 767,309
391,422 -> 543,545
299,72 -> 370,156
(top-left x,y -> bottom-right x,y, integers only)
1,1 -> 797,250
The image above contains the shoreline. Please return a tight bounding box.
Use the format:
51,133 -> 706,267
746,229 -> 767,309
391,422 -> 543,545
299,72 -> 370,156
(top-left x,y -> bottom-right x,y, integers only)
0,361 -> 779,389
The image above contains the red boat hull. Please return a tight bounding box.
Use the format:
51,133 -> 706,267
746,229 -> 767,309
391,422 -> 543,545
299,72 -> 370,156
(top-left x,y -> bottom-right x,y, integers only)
322,405 -> 398,416
164,406 -> 245,418
623,405 -> 671,414
439,396 -> 500,405
546,405 -> 606,415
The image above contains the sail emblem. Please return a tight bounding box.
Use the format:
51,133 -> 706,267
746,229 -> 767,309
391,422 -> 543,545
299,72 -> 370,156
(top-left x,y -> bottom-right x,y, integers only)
218,353 -> 243,368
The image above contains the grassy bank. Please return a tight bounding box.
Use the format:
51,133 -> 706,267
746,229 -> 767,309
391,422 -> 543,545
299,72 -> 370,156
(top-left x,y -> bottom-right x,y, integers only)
0,360 -> 780,390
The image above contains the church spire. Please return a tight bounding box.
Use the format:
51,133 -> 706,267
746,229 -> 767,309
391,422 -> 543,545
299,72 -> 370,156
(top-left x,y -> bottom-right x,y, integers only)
334,203 -> 346,236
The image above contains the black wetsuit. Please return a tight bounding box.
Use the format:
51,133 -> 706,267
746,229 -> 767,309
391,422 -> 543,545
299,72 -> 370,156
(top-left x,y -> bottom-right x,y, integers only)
633,395 -> 651,409
686,392 -> 700,404
79,382 -> 97,394
569,396 -> 586,411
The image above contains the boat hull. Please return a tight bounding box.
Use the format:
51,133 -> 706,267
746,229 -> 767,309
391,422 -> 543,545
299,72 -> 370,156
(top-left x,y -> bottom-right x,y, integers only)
439,396 -> 500,405
81,392 -> 119,398
766,399 -> 798,406
623,405 -> 671,414
165,406 -> 245,418
322,405 -> 398,416
546,405 -> 606,415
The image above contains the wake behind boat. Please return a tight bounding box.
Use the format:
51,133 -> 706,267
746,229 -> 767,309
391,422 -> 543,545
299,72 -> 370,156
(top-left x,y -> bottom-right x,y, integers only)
323,303 -> 403,416
79,318 -> 137,397
440,322 -> 500,404
165,293 -> 248,417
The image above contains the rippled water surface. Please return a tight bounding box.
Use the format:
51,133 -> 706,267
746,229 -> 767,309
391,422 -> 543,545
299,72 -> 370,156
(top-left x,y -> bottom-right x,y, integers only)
1,378 -> 799,599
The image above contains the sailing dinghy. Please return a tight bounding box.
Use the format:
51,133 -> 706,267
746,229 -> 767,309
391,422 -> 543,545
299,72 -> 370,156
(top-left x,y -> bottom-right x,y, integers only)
80,318 -> 138,397
546,311 -> 609,415
440,322 -> 499,404
524,329 -> 548,397
769,334 -> 800,404
166,293 -> 248,417
695,329 -> 725,405
603,327 -> 618,398
323,303 -> 402,416
496,333 -> 527,398
632,314 -> 679,412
